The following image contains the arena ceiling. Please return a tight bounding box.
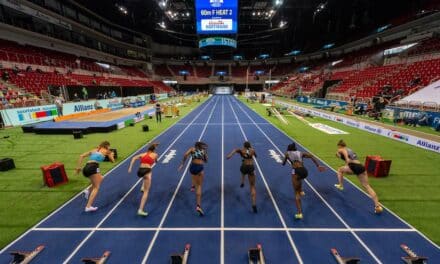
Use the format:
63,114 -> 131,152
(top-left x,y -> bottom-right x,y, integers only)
74,0 -> 438,58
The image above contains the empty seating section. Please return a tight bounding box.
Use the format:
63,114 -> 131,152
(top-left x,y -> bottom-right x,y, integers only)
195,65 -> 212,78
214,65 -> 229,75
330,66 -> 395,94
0,39 -> 175,99
356,58 -> 440,98
119,66 -> 149,78
169,65 -> 194,76
271,64 -> 295,76
408,38 -> 440,56
231,66 -> 248,77
249,65 -> 273,75
154,64 -> 173,76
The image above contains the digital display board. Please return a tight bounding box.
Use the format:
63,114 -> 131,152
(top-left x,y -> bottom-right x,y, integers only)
199,37 -> 237,48
196,0 -> 238,34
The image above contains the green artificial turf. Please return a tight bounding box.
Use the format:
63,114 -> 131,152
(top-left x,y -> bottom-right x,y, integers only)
241,97 -> 440,245
0,98 -> 205,248
276,97 -> 440,137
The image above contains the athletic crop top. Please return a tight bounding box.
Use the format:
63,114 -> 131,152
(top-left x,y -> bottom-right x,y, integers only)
141,153 -> 155,165
340,148 -> 358,161
89,151 -> 105,162
287,151 -> 303,163
191,149 -> 205,160
240,149 -> 253,160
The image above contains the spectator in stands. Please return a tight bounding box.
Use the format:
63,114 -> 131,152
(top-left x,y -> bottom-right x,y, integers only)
1,71 -> 9,81
54,96 -> 64,116
155,103 -> 162,123
373,96 -> 388,120
82,87 -> 88,100
405,111 -> 429,127
12,66 -> 20,75
36,68 -> 43,74
73,92 -> 80,102
94,101 -> 103,110
111,90 -> 116,98
354,103 -> 365,115
408,75 -> 421,87
26,66 -> 32,72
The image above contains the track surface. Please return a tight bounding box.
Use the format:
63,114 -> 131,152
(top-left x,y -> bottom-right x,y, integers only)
0,95 -> 439,263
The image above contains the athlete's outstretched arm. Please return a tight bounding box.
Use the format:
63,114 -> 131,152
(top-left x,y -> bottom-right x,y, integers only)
128,154 -> 142,173
75,149 -> 93,174
178,147 -> 193,171
226,148 -> 240,159
303,152 -> 326,172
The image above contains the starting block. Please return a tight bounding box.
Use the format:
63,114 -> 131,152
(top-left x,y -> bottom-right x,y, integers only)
81,251 -> 111,264
170,244 -> 191,264
248,244 -> 265,264
10,245 -> 45,264
401,244 -> 428,264
331,248 -> 360,264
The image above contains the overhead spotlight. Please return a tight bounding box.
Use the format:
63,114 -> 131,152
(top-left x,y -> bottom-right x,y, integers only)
279,20 -> 287,28
186,12 -> 190,17
158,21 -> 166,29
252,12 -> 256,16
115,4 -> 128,15
257,12 -> 261,16
275,0 -> 283,6
160,1 -> 166,7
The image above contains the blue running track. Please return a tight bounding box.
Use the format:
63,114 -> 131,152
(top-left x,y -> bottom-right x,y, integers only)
0,95 -> 439,263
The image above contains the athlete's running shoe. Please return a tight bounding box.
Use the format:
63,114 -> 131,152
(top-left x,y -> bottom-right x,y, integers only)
294,213 -> 303,220
252,205 -> 258,213
84,206 -> 98,212
137,209 -> 149,217
300,191 -> 305,196
374,205 -> 383,214
334,184 -> 344,191
190,185 -> 195,192
196,205 -> 204,216
240,183 -> 244,188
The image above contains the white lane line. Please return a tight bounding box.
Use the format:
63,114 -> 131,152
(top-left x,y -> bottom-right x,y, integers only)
140,97 -> 220,264
0,97 -> 214,256
233,98 -> 383,264
226,97 -> 304,264
61,97 -> 217,264
221,96 -> 225,264
249,99 -> 440,250
33,227 -> 416,232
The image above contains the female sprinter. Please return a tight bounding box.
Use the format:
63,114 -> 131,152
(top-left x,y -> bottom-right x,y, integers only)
76,141 -> 114,212
282,143 -> 325,219
226,141 -> 258,213
178,141 -> 208,216
335,140 -> 383,214
128,143 -> 159,216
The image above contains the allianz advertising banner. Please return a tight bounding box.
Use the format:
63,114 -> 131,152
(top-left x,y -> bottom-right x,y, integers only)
0,105 -> 58,126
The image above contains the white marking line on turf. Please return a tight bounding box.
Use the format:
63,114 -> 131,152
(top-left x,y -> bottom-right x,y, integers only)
140,97 -> 220,264
270,101 -> 440,250
61,97 -> 217,264
0,97 -> 213,256
226,97 -> 304,264
221,96 -> 225,264
233,97 -> 383,264
33,227 -> 416,232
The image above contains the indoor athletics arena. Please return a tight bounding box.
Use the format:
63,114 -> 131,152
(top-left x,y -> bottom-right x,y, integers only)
0,0 -> 440,263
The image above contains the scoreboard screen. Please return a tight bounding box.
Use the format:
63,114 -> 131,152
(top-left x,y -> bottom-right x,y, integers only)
196,0 -> 238,34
